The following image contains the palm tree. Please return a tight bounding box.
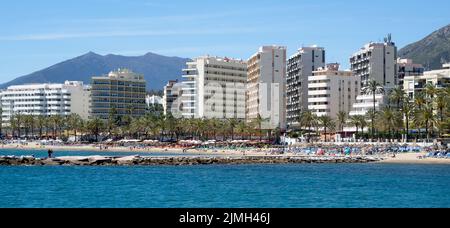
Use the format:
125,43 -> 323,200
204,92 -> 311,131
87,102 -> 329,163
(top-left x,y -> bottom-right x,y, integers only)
414,104 -> 436,142
349,115 -> 361,136
298,110 -> 317,143
11,114 -> 24,139
336,111 -> 348,134
87,117 -> 104,142
358,115 -> 368,136
49,115 -> 64,139
402,97 -> 415,142
67,114 -> 83,142
414,92 -> 426,110
424,83 -> 437,108
253,114 -> 264,141
435,91 -> 449,128
362,80 -> 385,139
227,118 -> 239,140
107,107 -> 119,136
236,121 -> 249,140
318,115 -> 335,142
365,109 -> 378,139
23,115 -> 35,139
36,115 -> 46,139
378,107 -> 401,139
389,86 -> 405,111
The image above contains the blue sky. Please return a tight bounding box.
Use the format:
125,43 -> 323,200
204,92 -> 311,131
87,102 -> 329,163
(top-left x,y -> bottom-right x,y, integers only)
1,0 -> 449,84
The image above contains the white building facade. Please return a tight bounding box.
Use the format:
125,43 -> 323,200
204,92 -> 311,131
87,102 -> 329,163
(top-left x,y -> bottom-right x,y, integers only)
1,81 -> 91,123
287,46 -> 326,127
403,63 -> 450,99
350,37 -> 398,88
246,46 -> 287,130
180,56 -> 247,119
308,64 -> 360,119
349,36 -> 398,116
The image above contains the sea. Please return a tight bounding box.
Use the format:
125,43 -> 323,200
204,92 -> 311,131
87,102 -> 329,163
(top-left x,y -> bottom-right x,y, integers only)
0,149 -> 449,208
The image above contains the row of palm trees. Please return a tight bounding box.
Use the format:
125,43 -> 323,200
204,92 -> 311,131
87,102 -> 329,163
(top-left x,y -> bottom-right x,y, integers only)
297,80 -> 450,142
0,110 -> 280,142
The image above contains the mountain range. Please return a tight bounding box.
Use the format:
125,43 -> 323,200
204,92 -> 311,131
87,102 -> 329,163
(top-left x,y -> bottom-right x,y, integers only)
398,24 -> 450,70
0,52 -> 190,91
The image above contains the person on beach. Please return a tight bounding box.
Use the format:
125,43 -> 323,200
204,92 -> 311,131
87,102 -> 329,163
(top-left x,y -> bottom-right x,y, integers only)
48,149 -> 54,158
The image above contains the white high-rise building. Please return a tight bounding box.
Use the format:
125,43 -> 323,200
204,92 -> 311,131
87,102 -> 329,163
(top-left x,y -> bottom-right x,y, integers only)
90,69 -> 147,120
180,56 -> 247,119
350,36 -> 397,88
287,46 -> 326,127
349,35 -> 398,116
308,63 -> 360,119
246,46 -> 287,130
1,81 -> 91,123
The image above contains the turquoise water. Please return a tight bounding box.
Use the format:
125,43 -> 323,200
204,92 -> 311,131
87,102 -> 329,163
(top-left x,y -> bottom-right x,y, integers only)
1,150 -> 450,208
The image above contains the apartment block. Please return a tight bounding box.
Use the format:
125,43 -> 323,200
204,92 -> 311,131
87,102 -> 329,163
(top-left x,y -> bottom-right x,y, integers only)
246,46 -> 287,130
181,56 -> 247,119
90,68 -> 146,120
287,46 -> 325,127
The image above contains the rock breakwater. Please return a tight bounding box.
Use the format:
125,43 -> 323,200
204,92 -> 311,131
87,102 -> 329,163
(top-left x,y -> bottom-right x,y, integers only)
0,155 -> 382,166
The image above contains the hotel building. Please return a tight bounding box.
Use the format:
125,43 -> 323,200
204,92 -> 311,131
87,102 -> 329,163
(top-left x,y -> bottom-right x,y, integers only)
246,46 -> 287,130
350,37 -> 397,88
308,63 -> 359,119
1,81 -> 90,123
90,68 -> 147,120
287,46 -> 326,127
403,63 -> 450,99
181,56 -> 247,119
349,36 -> 398,116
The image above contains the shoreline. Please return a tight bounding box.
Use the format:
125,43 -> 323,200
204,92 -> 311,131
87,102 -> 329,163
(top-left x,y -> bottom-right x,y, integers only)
1,144 -> 450,165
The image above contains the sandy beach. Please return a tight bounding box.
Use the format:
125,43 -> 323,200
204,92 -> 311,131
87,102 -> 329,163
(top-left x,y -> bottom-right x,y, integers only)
379,153 -> 450,164
0,143 -> 280,157
2,143 -> 450,164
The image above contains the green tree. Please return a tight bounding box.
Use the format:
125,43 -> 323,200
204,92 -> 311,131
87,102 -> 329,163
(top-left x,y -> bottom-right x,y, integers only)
318,115 -> 335,142
362,80 -> 385,139
402,97 -> 415,141
298,110 -> 318,143
414,104 -> 436,142
378,107 -> 402,139
365,109 -> 378,139
389,86 -> 406,111
36,115 -> 47,139
336,111 -> 348,133
67,114 -> 83,142
87,117 -> 105,142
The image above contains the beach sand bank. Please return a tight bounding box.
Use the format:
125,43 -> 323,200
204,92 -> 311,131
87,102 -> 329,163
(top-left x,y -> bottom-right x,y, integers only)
378,153 -> 450,164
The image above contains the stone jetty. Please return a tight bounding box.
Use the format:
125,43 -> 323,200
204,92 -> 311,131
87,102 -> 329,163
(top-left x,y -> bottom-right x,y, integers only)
0,155 -> 383,166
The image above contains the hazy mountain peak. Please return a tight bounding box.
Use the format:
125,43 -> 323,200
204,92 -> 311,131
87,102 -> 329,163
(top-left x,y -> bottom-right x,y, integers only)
399,24 -> 450,70
1,52 -> 190,90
